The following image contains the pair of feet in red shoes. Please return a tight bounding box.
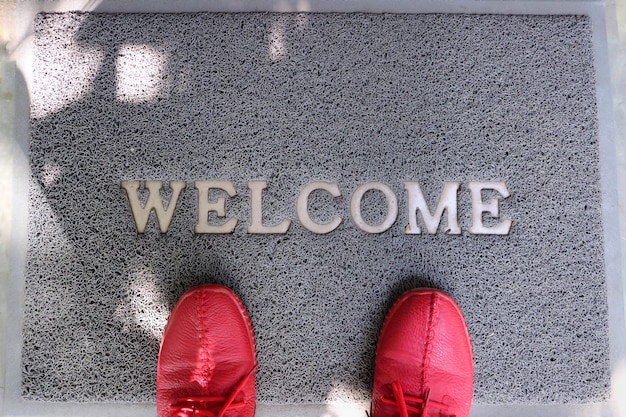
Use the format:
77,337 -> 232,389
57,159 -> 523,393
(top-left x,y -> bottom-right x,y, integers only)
156,285 -> 473,417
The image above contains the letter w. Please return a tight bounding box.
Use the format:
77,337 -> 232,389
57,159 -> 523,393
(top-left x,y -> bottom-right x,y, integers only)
120,180 -> 186,233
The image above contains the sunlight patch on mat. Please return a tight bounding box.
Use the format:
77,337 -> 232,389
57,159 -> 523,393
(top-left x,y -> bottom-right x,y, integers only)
116,44 -> 168,103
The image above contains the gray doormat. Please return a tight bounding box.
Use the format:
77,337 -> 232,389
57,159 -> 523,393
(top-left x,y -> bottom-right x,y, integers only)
25,12 -> 609,404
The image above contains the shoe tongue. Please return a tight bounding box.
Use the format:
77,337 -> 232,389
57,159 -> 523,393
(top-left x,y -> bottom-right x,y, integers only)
190,349 -> 215,389
191,364 -> 214,389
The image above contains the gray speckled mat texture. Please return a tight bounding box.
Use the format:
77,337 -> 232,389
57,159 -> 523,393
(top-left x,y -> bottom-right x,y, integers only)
25,12 -> 609,404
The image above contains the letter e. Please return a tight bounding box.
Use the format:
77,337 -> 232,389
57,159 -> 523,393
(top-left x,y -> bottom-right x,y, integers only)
468,181 -> 512,235
195,181 -> 238,234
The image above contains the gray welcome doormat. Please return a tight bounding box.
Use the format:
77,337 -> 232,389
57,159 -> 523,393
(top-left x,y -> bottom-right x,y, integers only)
25,12 -> 609,404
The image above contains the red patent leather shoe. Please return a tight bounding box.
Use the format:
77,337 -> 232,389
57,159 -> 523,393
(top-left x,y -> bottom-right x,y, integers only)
157,285 -> 256,417
372,289 -> 473,417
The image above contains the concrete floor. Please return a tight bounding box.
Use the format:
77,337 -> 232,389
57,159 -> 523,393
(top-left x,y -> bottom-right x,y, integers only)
1,1 -> 626,416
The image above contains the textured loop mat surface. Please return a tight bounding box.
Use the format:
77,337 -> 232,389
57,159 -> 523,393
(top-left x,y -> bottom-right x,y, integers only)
25,13 -> 609,404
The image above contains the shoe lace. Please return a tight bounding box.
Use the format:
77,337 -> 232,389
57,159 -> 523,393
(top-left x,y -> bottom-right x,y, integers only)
169,366 -> 256,417
380,380 -> 455,417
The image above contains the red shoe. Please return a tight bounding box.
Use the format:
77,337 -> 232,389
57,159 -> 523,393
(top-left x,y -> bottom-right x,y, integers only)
156,285 -> 256,417
372,289 -> 473,417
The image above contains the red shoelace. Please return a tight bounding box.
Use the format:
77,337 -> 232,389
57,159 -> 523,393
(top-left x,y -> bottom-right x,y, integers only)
380,380 -> 455,417
169,366 -> 256,417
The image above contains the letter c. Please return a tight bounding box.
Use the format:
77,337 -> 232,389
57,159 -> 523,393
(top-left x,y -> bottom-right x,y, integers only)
296,181 -> 342,234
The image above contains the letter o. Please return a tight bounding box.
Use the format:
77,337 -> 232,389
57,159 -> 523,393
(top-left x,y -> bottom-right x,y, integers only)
350,182 -> 398,233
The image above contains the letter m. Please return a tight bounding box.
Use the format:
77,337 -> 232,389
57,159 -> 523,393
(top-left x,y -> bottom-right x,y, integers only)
120,180 -> 186,233
404,181 -> 460,234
